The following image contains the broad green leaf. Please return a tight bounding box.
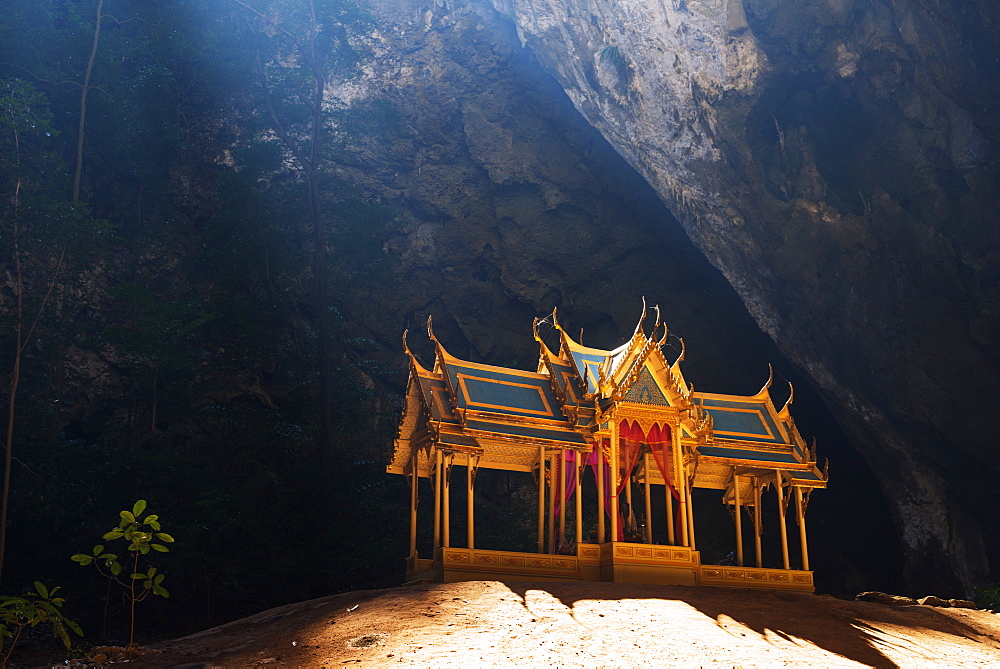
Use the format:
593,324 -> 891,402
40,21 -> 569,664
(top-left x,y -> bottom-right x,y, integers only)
131,573 -> 145,580
143,580 -> 152,590
149,520 -> 161,530
143,514 -> 159,525
100,553 -> 118,561
70,554 -> 93,565
147,567 -> 156,577
154,574 -> 165,585
33,582 -> 48,599
67,620 -> 83,636
103,529 -> 124,540
139,544 -> 150,555
110,562 -> 122,576
154,533 -> 175,543
92,544 -> 105,557
132,500 -> 147,517
120,510 -> 136,523
151,544 -> 169,552
153,585 -> 169,598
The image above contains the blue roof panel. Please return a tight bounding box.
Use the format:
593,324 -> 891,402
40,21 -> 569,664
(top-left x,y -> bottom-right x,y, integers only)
443,360 -> 565,421
698,397 -> 784,444
698,445 -> 799,464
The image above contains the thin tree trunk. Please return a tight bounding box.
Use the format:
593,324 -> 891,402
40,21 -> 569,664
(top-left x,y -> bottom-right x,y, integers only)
73,0 -> 104,203
0,197 -> 65,579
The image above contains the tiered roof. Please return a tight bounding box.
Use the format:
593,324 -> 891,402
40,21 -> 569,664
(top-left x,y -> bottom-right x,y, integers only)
388,307 -> 827,490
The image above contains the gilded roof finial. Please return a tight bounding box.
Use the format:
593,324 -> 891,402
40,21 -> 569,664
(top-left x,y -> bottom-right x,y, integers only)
402,328 -> 411,355
633,296 -> 648,337
532,317 -> 541,342
551,307 -> 561,331
672,337 -> 686,367
426,314 -> 437,342
754,363 -> 774,398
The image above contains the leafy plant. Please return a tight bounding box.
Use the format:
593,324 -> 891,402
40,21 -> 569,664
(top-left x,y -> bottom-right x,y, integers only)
0,581 -> 82,666
71,500 -> 173,653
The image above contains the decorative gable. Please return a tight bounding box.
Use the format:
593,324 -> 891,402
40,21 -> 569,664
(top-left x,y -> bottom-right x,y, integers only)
622,366 -> 670,407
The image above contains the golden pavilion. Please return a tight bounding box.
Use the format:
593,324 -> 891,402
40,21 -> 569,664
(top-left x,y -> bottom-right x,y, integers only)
387,305 -> 828,591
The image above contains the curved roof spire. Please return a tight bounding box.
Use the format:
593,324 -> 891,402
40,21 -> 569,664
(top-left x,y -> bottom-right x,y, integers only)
753,363 -> 774,399
426,314 -> 437,342
632,296 -> 648,337
671,337 -> 686,369
403,328 -> 432,375
778,380 -> 795,419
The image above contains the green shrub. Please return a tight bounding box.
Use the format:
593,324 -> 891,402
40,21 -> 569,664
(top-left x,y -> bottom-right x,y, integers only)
71,500 -> 173,653
0,581 -> 82,665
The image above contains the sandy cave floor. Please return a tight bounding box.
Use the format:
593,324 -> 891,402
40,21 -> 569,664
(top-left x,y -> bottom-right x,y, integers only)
82,581 -> 1000,667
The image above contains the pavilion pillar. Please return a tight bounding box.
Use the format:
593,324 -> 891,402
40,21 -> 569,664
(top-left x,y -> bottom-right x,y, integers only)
775,470 -> 789,570
686,480 -> 696,550
466,454 -> 476,550
610,420 -> 620,542
643,453 -> 653,544
548,452 -> 557,553
537,446 -> 546,553
674,427 -> 689,547
574,455 -> 583,547
409,449 -> 418,558
558,450 -> 567,550
625,461 -> 634,540
443,453 -> 452,548
596,445 -> 606,543
753,476 -> 763,568
665,482 -> 675,545
733,472 -> 744,567
796,486 -> 810,571
433,449 -> 442,551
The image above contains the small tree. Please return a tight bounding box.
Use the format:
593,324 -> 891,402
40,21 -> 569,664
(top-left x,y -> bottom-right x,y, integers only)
0,581 -> 82,666
71,500 -> 173,652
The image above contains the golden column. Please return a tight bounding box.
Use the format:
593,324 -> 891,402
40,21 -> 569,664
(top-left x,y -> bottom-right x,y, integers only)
674,426 -> 689,546
433,448 -> 442,551
596,445 -> 605,543
574,455 -> 583,547
733,472 -> 743,567
753,476 -> 763,568
686,478 -> 697,551
558,450 -> 567,550
409,449 -> 418,558
443,453 -> 452,548
666,483 -> 675,545
548,452 -> 557,552
537,446 -> 546,553
643,452 -> 653,544
610,419 -> 620,542
775,470 -> 790,570
795,486 -> 810,571
466,454 -> 476,550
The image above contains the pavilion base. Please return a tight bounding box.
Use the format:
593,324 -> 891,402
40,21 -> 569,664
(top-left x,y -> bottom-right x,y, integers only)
405,542 -> 814,593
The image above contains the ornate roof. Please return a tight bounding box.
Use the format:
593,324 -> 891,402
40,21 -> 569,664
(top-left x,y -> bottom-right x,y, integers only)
388,307 -> 827,489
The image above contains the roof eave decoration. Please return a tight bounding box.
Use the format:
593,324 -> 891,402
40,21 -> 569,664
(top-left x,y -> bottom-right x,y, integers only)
752,363 -> 774,400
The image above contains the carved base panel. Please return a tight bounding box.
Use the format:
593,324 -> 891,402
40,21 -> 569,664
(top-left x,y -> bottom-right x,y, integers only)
404,544 -> 814,593
697,565 -> 815,592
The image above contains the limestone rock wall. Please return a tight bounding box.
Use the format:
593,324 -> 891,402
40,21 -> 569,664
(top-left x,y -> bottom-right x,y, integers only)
483,0 -> 1000,593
